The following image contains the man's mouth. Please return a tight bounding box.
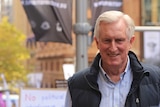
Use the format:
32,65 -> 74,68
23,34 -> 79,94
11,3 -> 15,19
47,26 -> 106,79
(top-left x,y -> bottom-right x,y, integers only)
108,53 -> 119,57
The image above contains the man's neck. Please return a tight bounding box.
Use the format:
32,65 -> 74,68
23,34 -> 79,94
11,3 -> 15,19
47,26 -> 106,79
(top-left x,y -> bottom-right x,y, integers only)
101,58 -> 129,82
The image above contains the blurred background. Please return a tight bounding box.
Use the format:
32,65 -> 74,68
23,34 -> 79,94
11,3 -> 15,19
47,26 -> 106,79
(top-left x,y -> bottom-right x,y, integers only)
0,0 -> 160,106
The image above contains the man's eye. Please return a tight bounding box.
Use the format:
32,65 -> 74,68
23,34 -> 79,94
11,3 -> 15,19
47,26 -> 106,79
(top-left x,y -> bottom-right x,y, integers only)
105,39 -> 111,42
116,39 -> 124,42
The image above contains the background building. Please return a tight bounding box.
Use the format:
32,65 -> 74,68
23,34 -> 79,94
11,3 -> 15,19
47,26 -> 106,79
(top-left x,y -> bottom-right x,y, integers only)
1,0 -> 160,88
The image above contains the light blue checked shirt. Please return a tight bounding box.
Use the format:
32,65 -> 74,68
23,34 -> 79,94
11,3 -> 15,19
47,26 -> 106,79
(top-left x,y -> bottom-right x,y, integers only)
98,57 -> 132,107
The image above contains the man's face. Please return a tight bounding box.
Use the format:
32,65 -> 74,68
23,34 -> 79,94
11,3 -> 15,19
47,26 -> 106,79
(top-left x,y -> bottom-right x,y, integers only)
95,19 -> 135,68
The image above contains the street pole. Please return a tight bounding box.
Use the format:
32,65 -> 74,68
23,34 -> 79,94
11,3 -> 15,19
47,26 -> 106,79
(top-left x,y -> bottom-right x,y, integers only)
74,0 -> 91,72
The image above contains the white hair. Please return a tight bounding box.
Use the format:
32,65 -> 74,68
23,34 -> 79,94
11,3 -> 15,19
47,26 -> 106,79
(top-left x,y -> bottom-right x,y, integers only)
94,10 -> 135,40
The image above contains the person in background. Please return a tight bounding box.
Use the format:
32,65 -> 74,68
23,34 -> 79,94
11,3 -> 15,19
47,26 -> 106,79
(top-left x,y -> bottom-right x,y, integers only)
65,10 -> 160,107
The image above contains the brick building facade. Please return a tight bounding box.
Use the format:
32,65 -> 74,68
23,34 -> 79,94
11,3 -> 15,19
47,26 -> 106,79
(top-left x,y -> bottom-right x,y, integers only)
12,0 -> 159,88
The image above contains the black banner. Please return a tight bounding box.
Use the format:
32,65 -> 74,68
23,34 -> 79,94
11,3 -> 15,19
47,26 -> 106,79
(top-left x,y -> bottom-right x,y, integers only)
21,0 -> 72,44
90,0 -> 122,26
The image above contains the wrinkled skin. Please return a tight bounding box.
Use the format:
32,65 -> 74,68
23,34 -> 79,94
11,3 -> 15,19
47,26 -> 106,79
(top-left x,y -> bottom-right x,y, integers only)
95,19 -> 135,82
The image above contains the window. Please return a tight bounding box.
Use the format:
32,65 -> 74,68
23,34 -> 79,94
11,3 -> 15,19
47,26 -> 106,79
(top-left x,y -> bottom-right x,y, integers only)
142,0 -> 160,25
142,0 -> 160,66
0,0 -> 13,22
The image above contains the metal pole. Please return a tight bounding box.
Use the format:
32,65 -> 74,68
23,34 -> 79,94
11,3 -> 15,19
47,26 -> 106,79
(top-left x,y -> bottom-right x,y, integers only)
74,0 -> 91,72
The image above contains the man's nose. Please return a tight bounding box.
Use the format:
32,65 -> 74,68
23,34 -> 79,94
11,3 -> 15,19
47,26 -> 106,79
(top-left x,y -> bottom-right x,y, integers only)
109,41 -> 117,51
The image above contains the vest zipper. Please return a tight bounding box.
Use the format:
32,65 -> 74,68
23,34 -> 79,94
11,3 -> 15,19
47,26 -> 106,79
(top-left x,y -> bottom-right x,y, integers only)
126,72 -> 148,107
136,97 -> 140,107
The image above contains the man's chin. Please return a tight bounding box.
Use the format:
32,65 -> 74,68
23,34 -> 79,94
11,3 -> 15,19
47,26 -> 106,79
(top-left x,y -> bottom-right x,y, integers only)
108,62 -> 120,67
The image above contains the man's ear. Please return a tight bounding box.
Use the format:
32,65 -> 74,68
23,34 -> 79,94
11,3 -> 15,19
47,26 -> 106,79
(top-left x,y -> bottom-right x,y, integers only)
129,35 -> 135,49
94,37 -> 98,44
94,37 -> 99,49
130,35 -> 135,44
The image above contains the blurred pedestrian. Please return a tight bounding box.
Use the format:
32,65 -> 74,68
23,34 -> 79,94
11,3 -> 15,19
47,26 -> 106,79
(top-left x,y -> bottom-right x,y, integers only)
0,92 -> 5,107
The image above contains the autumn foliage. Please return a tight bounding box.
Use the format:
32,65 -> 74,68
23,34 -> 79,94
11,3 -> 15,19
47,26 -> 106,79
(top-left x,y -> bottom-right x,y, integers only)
0,17 -> 30,93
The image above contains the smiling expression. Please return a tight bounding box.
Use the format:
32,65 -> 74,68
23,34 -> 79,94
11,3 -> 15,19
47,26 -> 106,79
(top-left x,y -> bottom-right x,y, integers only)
95,19 -> 135,70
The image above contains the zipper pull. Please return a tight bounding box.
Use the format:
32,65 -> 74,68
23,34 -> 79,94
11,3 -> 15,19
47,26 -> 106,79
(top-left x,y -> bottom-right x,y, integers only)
136,98 -> 139,107
136,97 -> 139,104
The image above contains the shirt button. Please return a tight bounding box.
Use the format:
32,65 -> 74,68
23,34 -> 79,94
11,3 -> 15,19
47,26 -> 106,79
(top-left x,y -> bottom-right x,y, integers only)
114,105 -> 118,107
